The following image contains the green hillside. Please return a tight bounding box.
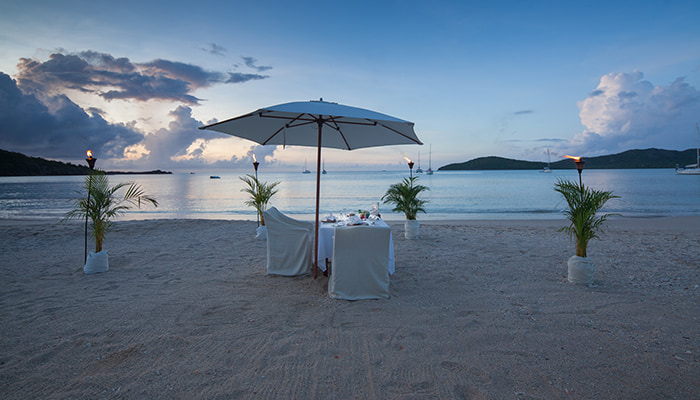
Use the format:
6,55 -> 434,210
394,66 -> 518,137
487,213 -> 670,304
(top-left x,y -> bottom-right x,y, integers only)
0,149 -> 91,176
0,149 -> 171,176
439,148 -> 696,171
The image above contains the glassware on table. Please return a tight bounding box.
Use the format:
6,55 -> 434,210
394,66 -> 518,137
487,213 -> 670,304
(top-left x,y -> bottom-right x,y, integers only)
370,203 -> 380,220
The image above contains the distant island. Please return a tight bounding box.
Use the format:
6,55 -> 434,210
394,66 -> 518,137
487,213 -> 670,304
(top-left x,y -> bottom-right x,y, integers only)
0,149 -> 171,176
438,148 -> 697,171
3,147 -> 695,175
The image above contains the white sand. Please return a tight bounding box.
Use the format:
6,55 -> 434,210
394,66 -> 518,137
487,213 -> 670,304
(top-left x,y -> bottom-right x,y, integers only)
1,216 -> 698,399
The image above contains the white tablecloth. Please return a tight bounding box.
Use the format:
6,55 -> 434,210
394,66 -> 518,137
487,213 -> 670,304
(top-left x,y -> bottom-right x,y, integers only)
317,219 -> 395,275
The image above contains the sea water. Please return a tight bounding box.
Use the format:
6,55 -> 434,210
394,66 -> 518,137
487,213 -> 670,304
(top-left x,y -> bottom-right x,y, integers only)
0,169 -> 698,221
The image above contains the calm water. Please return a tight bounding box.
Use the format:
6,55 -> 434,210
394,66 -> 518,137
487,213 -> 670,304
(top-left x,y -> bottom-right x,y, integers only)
0,169 -> 698,221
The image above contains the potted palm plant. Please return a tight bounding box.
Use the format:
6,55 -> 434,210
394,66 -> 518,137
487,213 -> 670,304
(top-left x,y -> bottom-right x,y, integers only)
554,179 -> 619,285
382,176 -> 429,239
64,171 -> 158,274
240,174 -> 280,240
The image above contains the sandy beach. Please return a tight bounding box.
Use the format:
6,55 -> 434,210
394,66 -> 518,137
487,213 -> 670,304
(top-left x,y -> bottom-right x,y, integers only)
1,216 -> 698,399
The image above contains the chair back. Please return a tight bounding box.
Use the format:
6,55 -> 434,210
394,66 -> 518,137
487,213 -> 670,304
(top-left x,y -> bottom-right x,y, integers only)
263,207 -> 313,276
329,225 -> 391,300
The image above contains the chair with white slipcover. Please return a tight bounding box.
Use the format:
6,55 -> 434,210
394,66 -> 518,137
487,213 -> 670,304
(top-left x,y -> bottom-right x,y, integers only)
262,207 -> 313,276
328,225 -> 391,300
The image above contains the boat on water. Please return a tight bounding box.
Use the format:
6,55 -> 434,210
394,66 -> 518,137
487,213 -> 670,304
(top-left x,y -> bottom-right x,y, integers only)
210,175 -> 221,179
426,145 -> 434,175
541,149 -> 552,173
302,158 -> 311,174
416,152 -> 423,173
676,124 -> 700,175
322,159 -> 327,175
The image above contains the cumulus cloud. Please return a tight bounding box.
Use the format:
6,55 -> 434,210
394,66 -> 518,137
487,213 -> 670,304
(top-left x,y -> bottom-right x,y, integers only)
0,72 -> 143,158
139,106 -> 212,166
14,50 -> 271,105
1,50 -> 275,167
120,105 -> 279,170
570,70 -> 700,155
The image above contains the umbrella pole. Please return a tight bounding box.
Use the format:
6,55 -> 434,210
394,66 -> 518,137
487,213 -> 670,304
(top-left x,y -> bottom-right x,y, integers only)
313,120 -> 323,279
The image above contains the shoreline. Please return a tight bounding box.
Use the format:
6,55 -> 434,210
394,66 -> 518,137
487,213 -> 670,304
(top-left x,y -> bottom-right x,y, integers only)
2,214 -> 698,231
1,216 -> 698,398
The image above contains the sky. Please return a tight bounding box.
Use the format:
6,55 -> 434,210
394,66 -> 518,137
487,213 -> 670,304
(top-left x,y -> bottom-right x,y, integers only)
1,0 -> 699,172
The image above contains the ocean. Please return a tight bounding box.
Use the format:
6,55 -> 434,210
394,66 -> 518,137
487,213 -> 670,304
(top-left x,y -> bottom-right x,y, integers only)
0,169 -> 698,221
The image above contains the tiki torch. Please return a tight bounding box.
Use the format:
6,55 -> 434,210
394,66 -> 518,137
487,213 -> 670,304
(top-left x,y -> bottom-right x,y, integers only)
84,150 -> 96,263
252,154 -> 260,227
404,156 -> 414,178
564,155 -> 585,192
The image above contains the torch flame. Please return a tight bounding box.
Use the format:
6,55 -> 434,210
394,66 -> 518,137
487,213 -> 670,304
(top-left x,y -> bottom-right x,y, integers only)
252,153 -> 257,162
86,150 -> 93,158
563,155 -> 580,162
403,156 -> 412,163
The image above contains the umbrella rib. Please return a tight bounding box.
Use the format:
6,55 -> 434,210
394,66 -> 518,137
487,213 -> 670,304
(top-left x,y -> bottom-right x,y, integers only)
259,113 -> 315,145
197,110 -> 258,130
260,114 -> 317,123
323,117 -> 423,148
375,121 -> 423,144
324,117 -> 352,150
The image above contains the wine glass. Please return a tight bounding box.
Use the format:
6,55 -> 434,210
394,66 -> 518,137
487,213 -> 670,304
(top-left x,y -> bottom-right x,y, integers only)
370,203 -> 380,220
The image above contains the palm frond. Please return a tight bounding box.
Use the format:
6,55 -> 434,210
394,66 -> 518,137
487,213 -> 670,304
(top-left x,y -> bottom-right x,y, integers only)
554,178 -> 619,257
239,174 -> 280,224
62,171 -> 158,252
382,176 -> 429,220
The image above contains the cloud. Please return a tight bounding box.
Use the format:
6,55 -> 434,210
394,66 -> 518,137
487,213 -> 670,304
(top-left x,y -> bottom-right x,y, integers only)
14,50 -> 272,105
241,56 -> 272,72
139,105 -> 210,166
506,138 -> 567,143
0,72 -> 143,159
202,43 -> 227,56
498,109 -> 534,134
226,72 -> 269,83
247,144 -> 277,163
569,70 -> 700,155
0,49 -> 277,168
122,105 -> 279,170
1,47 -> 276,167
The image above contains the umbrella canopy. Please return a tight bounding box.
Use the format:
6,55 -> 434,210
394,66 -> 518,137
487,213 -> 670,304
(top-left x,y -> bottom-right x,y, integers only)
200,99 -> 421,149
199,99 -> 423,277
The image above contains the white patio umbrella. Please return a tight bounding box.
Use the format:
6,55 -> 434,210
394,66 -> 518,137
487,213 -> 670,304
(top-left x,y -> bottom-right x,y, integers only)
199,99 -> 423,278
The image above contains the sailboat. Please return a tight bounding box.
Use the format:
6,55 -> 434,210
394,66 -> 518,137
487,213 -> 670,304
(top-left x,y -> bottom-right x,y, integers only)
302,158 -> 311,174
426,145 -> 434,175
416,152 -> 423,173
541,149 -> 552,173
676,124 -> 700,175
322,159 -> 327,174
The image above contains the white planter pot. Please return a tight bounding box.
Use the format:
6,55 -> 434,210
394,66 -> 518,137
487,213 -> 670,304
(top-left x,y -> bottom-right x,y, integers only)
255,225 -> 267,240
84,250 -> 109,274
567,255 -> 594,286
404,219 -> 420,240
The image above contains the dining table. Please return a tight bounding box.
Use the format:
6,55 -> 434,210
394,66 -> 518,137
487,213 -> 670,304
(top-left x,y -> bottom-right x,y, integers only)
316,218 -> 395,275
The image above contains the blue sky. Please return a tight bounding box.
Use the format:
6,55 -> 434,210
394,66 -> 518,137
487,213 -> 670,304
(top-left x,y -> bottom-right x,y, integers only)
1,0 -> 699,172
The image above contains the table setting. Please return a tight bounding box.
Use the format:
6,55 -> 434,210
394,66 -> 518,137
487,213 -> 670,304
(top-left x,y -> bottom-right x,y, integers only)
317,205 -> 395,275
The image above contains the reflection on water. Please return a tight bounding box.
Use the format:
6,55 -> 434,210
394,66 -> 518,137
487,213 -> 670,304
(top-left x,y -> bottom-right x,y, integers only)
0,169 -> 698,221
